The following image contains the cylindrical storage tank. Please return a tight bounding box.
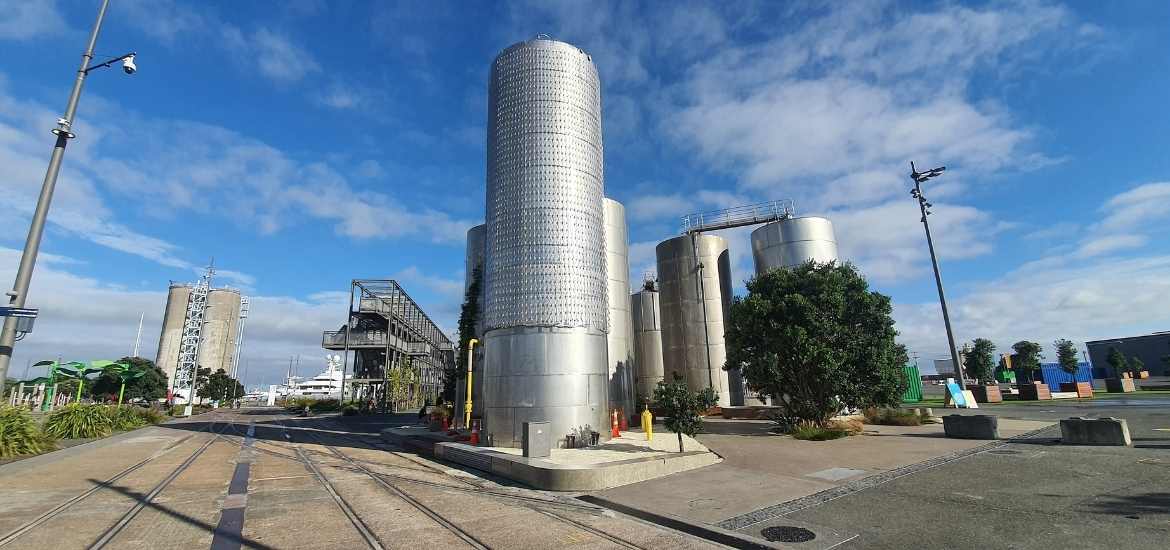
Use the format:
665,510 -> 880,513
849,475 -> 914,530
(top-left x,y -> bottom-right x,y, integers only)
459,224 -> 487,425
154,283 -> 191,383
631,288 -> 664,402
656,234 -> 735,406
603,198 -> 635,418
201,289 -> 242,375
751,216 -> 839,275
482,37 -> 609,448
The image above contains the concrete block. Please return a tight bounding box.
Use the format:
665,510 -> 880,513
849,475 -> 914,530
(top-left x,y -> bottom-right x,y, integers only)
943,414 -> 999,439
1060,417 -> 1132,446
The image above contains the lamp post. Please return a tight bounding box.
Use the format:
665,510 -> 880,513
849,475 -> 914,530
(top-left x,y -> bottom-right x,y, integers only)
0,0 -> 136,394
909,162 -> 966,385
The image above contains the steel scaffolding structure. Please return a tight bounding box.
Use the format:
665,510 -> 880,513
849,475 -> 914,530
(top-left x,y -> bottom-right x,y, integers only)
230,296 -> 249,379
321,279 -> 455,408
680,199 -> 794,234
172,266 -> 212,414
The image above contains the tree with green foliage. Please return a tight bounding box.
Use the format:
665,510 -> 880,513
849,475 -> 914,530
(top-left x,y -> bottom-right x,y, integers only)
963,339 -> 997,384
652,375 -> 718,452
1011,341 -> 1042,382
726,261 -> 907,427
1106,346 -> 1128,378
1130,356 -> 1145,376
196,368 -> 243,402
91,357 -> 168,404
451,266 -> 482,403
1054,339 -> 1080,377
387,356 -> 419,411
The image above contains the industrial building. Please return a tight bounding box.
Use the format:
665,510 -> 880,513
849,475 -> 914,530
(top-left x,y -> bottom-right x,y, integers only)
1086,332 -> 1170,376
322,279 -> 455,407
155,281 -> 246,389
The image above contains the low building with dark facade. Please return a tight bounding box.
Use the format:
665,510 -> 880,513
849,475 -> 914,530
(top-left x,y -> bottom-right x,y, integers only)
1086,331 -> 1170,377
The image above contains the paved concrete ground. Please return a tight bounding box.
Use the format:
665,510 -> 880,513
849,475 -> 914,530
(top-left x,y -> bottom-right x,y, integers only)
0,409 -> 728,549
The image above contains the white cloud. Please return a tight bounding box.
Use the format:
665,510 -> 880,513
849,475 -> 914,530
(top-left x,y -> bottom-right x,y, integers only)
0,0 -> 67,40
1075,234 -> 1147,258
222,27 -> 321,83
1097,181 -> 1170,232
895,254 -> 1170,362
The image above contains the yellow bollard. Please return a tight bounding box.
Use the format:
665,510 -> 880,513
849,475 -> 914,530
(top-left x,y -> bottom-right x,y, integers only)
641,405 -> 653,441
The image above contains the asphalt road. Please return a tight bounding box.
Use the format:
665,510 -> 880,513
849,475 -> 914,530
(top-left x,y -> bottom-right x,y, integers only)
784,397 -> 1170,549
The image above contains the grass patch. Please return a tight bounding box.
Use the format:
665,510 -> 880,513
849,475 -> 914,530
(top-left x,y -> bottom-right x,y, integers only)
790,422 -> 850,441
0,406 -> 55,458
44,404 -> 113,439
864,408 -> 923,426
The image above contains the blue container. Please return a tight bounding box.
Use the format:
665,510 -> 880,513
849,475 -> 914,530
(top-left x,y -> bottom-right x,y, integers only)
1039,362 -> 1092,386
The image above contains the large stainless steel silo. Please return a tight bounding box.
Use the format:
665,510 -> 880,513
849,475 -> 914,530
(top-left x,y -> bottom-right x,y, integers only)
656,234 -> 735,406
481,37 -> 609,447
631,286 -> 664,403
458,224 -> 487,425
603,198 -> 635,417
750,216 -> 839,275
154,283 -> 191,382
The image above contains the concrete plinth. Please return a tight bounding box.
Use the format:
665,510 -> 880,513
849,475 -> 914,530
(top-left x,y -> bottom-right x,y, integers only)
943,414 -> 999,439
1060,417 -> 1132,446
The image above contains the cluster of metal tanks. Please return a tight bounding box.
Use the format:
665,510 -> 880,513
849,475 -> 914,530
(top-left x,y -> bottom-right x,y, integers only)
475,37 -> 634,448
632,216 -> 840,407
155,283 -> 241,383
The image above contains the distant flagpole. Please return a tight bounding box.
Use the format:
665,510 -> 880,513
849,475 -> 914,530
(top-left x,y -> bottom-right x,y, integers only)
131,312 -> 144,357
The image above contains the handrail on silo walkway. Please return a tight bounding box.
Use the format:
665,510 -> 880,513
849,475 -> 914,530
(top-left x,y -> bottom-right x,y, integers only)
680,199 -> 795,234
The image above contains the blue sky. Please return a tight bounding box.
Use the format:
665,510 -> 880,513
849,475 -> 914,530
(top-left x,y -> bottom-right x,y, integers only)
2,0 -> 1169,384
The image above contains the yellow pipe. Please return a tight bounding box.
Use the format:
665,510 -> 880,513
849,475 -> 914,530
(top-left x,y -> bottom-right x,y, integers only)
463,338 -> 478,428
641,405 -> 653,441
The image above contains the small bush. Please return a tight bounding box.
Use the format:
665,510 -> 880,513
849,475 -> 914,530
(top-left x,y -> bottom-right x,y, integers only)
134,407 -> 166,425
790,422 -> 849,441
341,404 -> 359,416
829,417 -> 865,434
1,406 -> 55,458
44,404 -> 113,439
106,406 -> 147,431
310,399 -> 341,412
863,408 -> 923,426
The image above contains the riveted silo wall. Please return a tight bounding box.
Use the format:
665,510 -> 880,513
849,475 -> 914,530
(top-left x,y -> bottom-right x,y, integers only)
481,38 -> 609,447
155,283 -> 191,383
750,216 -> 839,275
631,289 -> 665,402
603,198 -> 635,417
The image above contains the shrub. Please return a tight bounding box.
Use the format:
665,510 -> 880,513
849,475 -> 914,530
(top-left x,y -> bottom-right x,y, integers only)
134,407 -> 166,425
106,406 -> 147,431
44,404 -> 113,439
310,399 -> 341,412
1,406 -> 55,458
341,404 -> 359,416
790,422 -> 849,441
829,416 -> 866,434
863,408 -> 923,426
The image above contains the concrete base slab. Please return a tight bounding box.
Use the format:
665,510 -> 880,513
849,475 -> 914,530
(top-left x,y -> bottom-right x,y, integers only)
383,426 -> 721,491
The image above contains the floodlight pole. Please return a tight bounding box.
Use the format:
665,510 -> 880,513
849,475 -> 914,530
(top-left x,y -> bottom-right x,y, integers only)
910,162 -> 966,385
0,0 -> 114,395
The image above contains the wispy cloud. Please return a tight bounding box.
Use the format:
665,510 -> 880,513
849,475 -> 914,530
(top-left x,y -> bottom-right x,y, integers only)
0,0 -> 68,41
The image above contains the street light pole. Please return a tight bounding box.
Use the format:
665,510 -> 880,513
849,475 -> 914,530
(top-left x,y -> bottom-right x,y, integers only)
0,0 -> 120,394
909,162 -> 966,385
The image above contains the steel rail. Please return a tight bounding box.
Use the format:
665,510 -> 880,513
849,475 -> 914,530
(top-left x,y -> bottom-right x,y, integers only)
295,446 -> 386,550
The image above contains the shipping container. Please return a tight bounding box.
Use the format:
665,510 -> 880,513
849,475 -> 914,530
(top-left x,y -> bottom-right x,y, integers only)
1038,362 -> 1092,386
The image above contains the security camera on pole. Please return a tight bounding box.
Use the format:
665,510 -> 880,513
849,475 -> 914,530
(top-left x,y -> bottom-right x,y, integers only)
0,0 -> 137,394
908,162 -> 966,385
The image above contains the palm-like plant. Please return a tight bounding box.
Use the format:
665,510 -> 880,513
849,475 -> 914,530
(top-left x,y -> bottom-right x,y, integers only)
31,360 -> 82,410
54,362 -> 105,403
92,360 -> 142,405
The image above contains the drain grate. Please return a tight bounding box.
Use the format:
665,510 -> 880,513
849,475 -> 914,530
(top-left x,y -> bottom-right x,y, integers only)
988,449 -> 1023,455
761,526 -> 816,543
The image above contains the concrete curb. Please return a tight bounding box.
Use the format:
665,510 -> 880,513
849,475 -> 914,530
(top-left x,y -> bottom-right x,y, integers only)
1060,417 -> 1132,446
578,494 -> 786,550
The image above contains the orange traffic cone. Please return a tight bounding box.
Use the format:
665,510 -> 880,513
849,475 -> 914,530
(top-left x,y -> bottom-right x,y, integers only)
470,420 -> 480,446
611,409 -> 620,438
619,408 -> 629,431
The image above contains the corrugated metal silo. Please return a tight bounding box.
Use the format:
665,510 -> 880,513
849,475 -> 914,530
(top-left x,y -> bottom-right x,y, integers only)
154,283 -> 191,382
656,234 -> 735,406
603,198 -> 635,417
750,216 -> 839,275
458,224 -> 487,425
482,37 -> 609,447
201,288 -> 241,374
631,286 -> 664,402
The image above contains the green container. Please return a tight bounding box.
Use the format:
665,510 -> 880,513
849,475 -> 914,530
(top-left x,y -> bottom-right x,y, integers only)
901,365 -> 923,402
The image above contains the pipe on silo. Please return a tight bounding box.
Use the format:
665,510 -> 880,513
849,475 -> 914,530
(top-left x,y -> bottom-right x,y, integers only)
481,37 -> 609,448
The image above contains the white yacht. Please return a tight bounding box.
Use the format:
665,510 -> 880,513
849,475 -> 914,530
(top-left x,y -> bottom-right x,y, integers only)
287,355 -> 349,398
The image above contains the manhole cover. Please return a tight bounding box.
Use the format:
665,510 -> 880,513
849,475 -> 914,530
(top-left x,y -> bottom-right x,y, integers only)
761,526 -> 816,543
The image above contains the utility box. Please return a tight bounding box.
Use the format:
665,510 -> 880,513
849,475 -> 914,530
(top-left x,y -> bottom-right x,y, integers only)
522,421 -> 551,458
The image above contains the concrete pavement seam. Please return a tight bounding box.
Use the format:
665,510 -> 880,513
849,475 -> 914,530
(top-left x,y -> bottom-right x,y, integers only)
211,421 -> 255,550
716,425 -> 1062,531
